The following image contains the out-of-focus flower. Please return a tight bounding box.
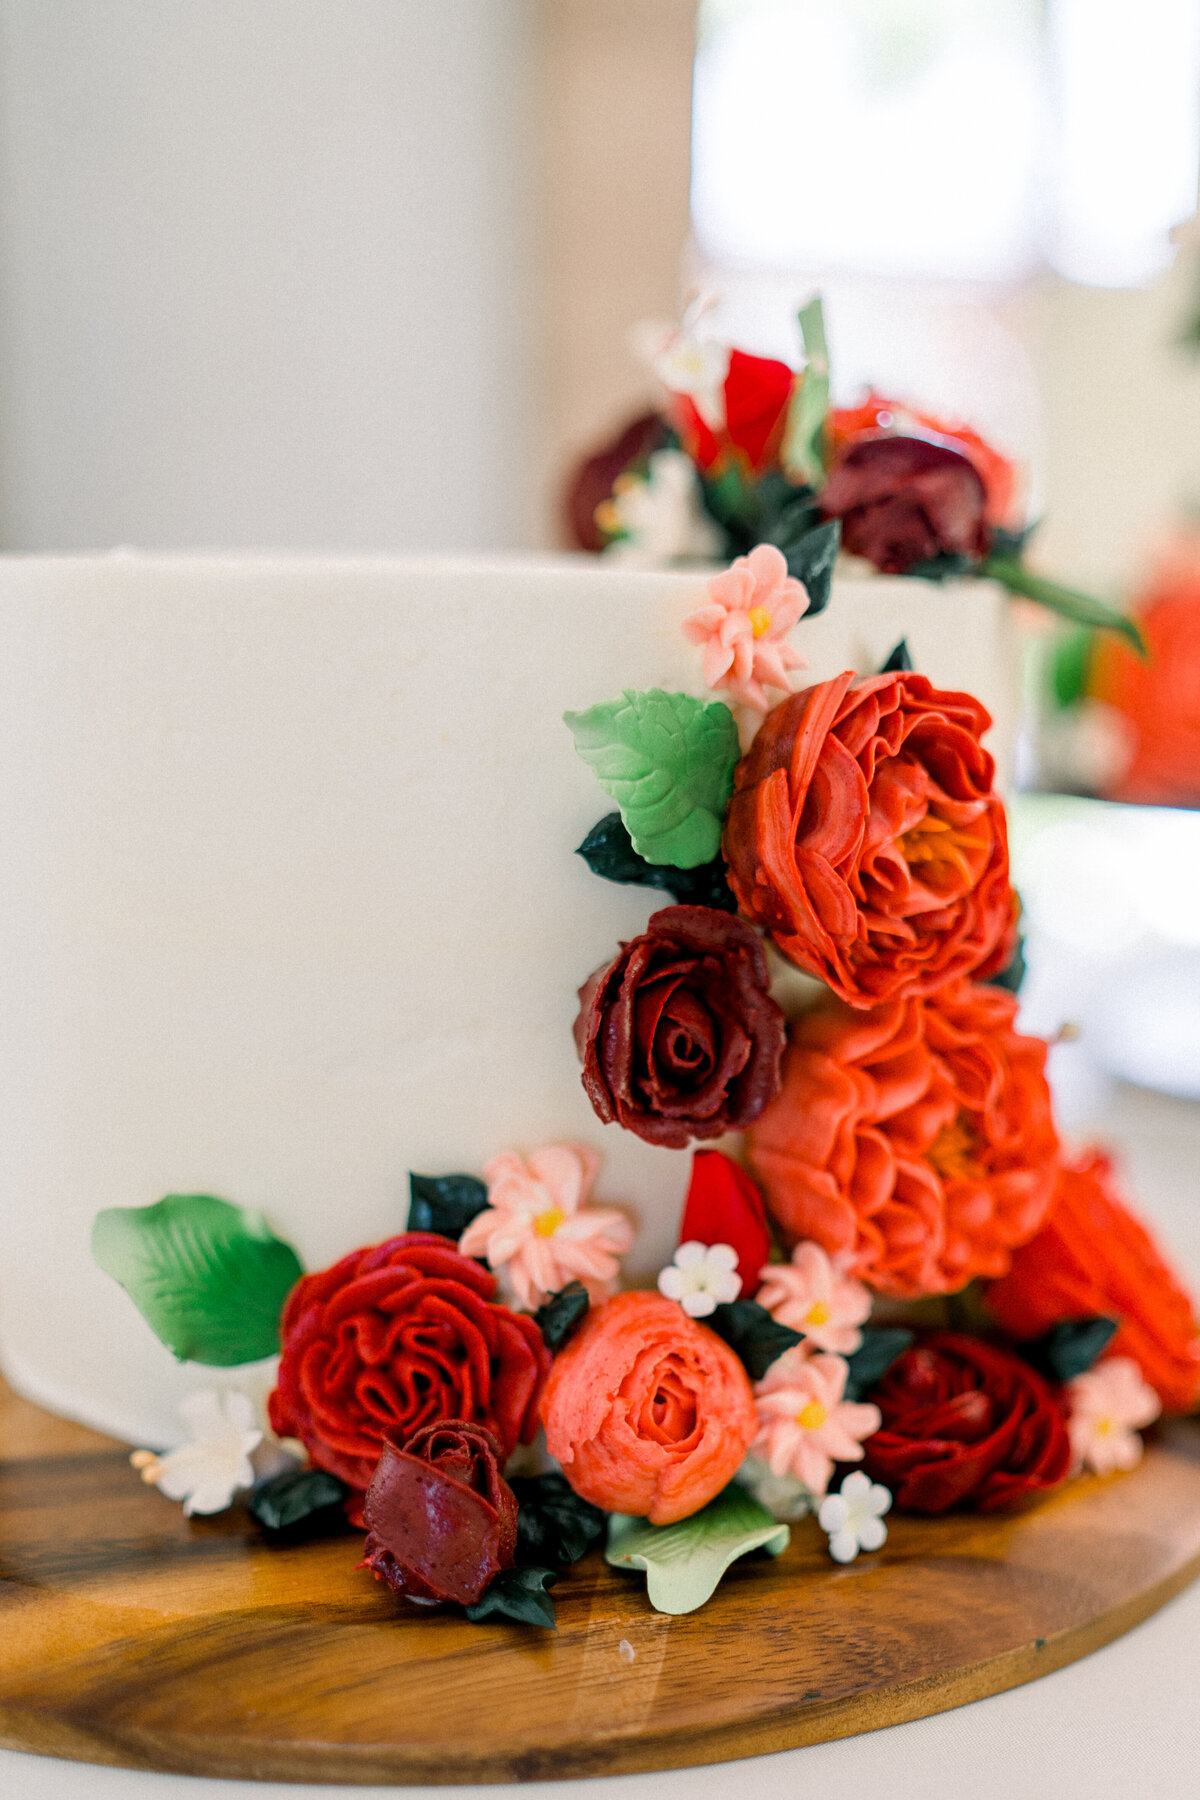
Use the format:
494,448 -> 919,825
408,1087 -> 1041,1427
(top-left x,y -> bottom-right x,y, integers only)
598,448 -> 724,568
817,1469 -> 891,1563
1066,1357 -> 1161,1477
755,1241 -> 871,1355
1090,546 -> 1200,806
131,1389 -> 262,1517
657,1240 -> 742,1318
682,544 -> 809,712
459,1144 -> 633,1312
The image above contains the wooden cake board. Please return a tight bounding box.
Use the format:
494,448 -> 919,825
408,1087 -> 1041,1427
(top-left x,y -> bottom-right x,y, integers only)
1,1373 -> 1199,1787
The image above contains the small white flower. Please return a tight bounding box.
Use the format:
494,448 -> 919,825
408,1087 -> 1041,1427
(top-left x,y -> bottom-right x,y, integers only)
639,296 -> 730,428
737,1452 -> 814,1523
602,449 -> 723,568
131,1389 -> 263,1517
657,1240 -> 742,1318
817,1469 -> 891,1564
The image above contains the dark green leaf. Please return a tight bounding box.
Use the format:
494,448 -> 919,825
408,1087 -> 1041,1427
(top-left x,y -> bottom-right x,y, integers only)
407,1172 -> 489,1237
575,813 -> 737,912
778,518 -> 839,616
698,464 -> 759,547
708,1300 -> 803,1380
842,1327 -> 914,1402
880,638 -> 913,673
248,1468 -> 352,1540
984,556 -> 1146,654
1020,1317 -> 1119,1385
1049,626 -> 1095,710
534,1281 -> 590,1351
465,1565 -> 558,1629
91,1194 -> 304,1366
986,933 -> 1027,995
510,1472 -> 607,1568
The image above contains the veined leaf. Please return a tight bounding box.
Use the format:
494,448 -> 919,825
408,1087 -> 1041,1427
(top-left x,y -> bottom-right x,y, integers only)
606,1483 -> 789,1614
781,296 -> 830,486
92,1194 -> 304,1366
575,813 -> 737,911
564,689 -> 740,870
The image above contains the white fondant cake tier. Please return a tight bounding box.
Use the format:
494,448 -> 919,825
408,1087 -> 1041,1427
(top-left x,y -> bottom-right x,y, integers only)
0,554 -> 1017,1447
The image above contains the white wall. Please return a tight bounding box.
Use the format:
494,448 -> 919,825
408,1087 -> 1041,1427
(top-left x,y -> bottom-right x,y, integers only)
0,0 -> 537,552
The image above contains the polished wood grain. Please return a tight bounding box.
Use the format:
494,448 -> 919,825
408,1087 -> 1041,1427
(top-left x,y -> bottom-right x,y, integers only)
1,1376 -> 1198,1785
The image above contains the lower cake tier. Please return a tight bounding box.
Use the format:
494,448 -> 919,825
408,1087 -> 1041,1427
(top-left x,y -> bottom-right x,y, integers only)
0,553 -> 1016,1446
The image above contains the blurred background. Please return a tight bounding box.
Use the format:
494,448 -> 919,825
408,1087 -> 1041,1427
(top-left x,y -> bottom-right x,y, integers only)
2,0 -> 1200,1213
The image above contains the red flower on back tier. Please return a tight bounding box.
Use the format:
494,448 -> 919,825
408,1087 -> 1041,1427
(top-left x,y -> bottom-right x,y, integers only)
723,671 -> 1014,1008
667,347 -> 794,478
746,982 -> 1059,1299
268,1233 -> 549,1521
988,1149 -> 1200,1414
828,394 -> 1018,530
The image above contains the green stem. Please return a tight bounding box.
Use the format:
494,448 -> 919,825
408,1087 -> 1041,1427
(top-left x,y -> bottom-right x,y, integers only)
983,555 -> 1146,656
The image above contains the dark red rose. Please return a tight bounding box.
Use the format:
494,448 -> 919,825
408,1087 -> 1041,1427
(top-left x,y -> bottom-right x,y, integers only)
574,904 -> 786,1148
563,411 -> 669,551
361,1421 -> 518,1606
268,1233 -> 549,1522
819,435 -> 990,575
862,1333 -> 1071,1514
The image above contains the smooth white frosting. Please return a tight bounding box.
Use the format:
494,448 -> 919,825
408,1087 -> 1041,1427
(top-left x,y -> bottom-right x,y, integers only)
0,553 -> 1017,1446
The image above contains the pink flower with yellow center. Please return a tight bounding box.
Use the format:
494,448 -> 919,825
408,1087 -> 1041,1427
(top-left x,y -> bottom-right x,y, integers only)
755,1241 -> 872,1355
1066,1356 -> 1161,1477
682,543 -> 809,713
751,1346 -> 881,1497
458,1144 -> 634,1313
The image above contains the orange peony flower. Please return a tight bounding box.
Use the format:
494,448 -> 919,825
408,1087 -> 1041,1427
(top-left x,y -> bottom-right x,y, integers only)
987,1148 -> 1200,1414
539,1290 -> 757,1524
723,671 -> 1014,1009
1090,547 -> 1200,806
746,981 -> 1059,1299
828,394 -> 1018,529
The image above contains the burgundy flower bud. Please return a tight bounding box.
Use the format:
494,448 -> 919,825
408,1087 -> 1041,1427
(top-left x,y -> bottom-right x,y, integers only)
563,412 -> 668,552
819,435 -> 990,575
574,904 -> 785,1148
361,1421 -> 518,1606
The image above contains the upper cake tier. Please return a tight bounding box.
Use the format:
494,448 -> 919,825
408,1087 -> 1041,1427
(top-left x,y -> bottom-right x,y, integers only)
0,553 -> 1016,1446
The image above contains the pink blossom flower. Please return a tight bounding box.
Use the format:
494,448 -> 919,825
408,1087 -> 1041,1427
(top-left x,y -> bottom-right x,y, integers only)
458,1144 -> 633,1313
1067,1356 -> 1162,1476
682,543 -> 809,712
751,1346 -> 881,1497
755,1241 -> 872,1355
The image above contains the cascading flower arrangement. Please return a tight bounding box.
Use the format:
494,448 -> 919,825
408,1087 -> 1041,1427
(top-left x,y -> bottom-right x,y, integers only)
567,296 -> 1144,652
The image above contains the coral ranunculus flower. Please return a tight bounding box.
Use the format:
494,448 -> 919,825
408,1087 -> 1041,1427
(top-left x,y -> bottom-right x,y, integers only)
987,1149 -> 1200,1414
539,1290 -> 757,1524
723,671 -> 1014,1009
745,982 -> 1059,1299
1090,548 -> 1200,806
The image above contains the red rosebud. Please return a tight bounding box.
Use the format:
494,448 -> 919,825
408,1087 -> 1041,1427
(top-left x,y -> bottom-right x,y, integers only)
862,1333 -> 1071,1513
668,348 -> 794,478
819,435 -> 990,575
574,905 -> 786,1148
679,1150 -> 772,1300
268,1233 -> 549,1522
361,1421 -> 518,1607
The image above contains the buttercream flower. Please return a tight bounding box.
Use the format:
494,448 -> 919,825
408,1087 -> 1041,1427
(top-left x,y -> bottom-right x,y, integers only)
657,1241 -> 742,1318
574,904 -> 786,1148
1066,1358 -> 1161,1477
751,1346 -> 881,1497
651,316 -> 730,432
755,1241 -> 871,1354
746,982 -> 1059,1299
818,1469 -> 892,1563
131,1389 -> 262,1517
564,411 -> 667,552
458,1144 -> 633,1312
540,1290 -> 757,1525
862,1334 -> 1071,1514
682,544 -> 809,711
659,334 -> 794,477
988,1149 -> 1200,1414
677,1149 -> 772,1300
828,394 -> 1018,528
361,1422 -> 518,1606
722,671 -> 1014,1008
1090,545 -> 1200,806
268,1233 -> 549,1521
820,435 -> 990,575
598,449 -> 723,568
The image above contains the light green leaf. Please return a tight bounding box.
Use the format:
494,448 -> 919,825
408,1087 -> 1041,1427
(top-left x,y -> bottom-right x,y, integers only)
781,295 -> 831,486
92,1194 -> 304,1366
984,556 -> 1146,655
564,689 -> 740,869
605,1483 -> 789,1614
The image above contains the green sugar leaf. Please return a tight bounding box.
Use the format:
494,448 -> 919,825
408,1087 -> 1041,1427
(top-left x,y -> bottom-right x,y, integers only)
1048,625 -> 1095,711
91,1194 -> 304,1366
510,1472 -> 607,1568
781,295 -> 831,486
465,1565 -> 558,1630
564,689 -> 740,870
984,556 -> 1146,654
880,638 -> 913,673
533,1280 -> 590,1351
707,1300 -> 803,1380
575,812 -> 737,912
1020,1316 -> 1119,1385
841,1327 -> 914,1402
248,1468 -> 352,1540
606,1483 -> 789,1615
407,1172 -> 489,1237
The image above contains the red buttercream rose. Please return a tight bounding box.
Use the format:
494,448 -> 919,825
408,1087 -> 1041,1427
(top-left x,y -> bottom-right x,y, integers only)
269,1233 -> 549,1520
574,904 -> 786,1148
361,1421 -> 518,1606
678,1149 -> 772,1301
828,394 -> 1018,529
862,1333 -> 1071,1513
723,671 -> 1013,1007
668,347 -> 794,477
819,435 -> 989,576
988,1149 -> 1200,1414
746,981 -> 1059,1299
